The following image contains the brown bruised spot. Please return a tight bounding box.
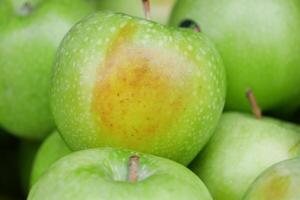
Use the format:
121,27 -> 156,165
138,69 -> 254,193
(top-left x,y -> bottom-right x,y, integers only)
91,22 -> 194,147
261,175 -> 291,200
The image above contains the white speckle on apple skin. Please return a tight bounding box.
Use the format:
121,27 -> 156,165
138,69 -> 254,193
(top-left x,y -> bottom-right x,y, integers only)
51,11 -> 226,165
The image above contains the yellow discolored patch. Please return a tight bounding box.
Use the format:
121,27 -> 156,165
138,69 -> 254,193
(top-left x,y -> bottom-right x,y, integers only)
260,175 -> 291,200
288,140 -> 300,154
92,22 -> 195,147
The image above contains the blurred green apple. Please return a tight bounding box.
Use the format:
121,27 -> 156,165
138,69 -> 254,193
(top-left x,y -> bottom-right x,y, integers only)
244,158 -> 300,200
170,0 -> 300,113
28,148 -> 213,200
0,0 -> 96,140
191,112 -> 300,200
97,0 -> 176,24
30,131 -> 71,186
0,0 -> 12,25
51,11 -> 226,165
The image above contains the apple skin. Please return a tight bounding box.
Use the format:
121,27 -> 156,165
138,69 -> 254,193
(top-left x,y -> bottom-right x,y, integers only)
97,0 -> 176,24
0,0 -> 12,25
0,0 -> 96,139
30,130 -> 71,186
169,0 -> 300,113
51,11 -> 226,165
190,112 -> 300,200
244,158 -> 300,200
28,148 -> 213,200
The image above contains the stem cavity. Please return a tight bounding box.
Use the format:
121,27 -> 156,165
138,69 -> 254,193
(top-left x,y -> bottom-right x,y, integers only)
18,2 -> 34,16
179,19 -> 201,32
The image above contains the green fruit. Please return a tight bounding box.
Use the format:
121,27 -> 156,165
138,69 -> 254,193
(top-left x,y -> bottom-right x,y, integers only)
0,0 -> 96,139
97,0 -> 176,24
264,117 -> 300,134
170,0 -> 300,113
28,148 -> 213,200
51,11 -> 226,165
19,140 -> 40,193
190,112 -> 300,200
244,158 -> 300,200
0,0 -> 12,25
30,131 -> 71,186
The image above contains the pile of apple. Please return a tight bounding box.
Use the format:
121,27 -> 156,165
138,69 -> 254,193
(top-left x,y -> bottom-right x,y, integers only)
1,0 -> 300,199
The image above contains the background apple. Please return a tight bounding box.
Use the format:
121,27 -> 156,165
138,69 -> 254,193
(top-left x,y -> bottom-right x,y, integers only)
0,0 -> 97,139
30,130 -> 71,186
191,112 -> 300,200
28,148 -> 213,200
244,158 -> 300,200
0,0 -> 12,25
97,0 -> 176,24
169,0 -> 300,114
51,11 -> 226,165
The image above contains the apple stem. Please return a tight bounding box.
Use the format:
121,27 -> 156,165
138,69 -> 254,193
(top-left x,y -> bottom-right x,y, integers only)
246,89 -> 262,119
142,0 -> 151,20
194,25 -> 201,32
128,155 -> 140,183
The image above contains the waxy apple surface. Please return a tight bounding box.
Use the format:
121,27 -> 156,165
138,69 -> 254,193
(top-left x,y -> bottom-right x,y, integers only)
191,112 -> 300,200
28,148 -> 213,200
51,11 -> 226,165
244,158 -> 300,200
170,0 -> 300,113
0,0 -> 96,139
30,131 -> 71,186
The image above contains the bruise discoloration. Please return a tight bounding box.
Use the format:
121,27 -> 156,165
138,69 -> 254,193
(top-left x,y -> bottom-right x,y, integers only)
92,22 -> 194,147
261,175 -> 290,200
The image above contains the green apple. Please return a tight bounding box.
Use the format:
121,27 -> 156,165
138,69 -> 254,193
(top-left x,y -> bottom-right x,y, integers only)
0,0 -> 12,25
97,0 -> 176,24
19,140 -> 40,193
51,11 -> 226,165
190,112 -> 300,200
244,158 -> 300,200
264,118 -> 300,134
30,130 -> 71,186
170,0 -> 300,113
28,148 -> 213,200
0,0 -> 97,139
